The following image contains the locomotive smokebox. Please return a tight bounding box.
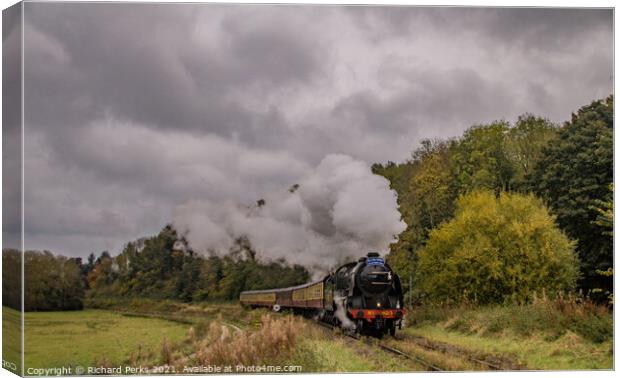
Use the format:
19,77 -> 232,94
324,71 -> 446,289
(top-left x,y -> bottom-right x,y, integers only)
357,262 -> 393,295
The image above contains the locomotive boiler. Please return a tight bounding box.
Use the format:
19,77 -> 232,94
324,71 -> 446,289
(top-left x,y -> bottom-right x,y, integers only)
240,252 -> 405,337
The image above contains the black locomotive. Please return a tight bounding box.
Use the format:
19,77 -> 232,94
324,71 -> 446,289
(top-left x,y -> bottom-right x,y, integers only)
240,252 -> 405,337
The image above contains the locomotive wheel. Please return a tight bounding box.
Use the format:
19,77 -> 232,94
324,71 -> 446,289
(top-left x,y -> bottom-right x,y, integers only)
272,304 -> 281,312
356,320 -> 364,336
389,324 -> 396,336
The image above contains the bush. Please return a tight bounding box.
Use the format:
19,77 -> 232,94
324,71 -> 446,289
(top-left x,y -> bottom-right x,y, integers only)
408,303 -> 455,326
417,190 -> 579,304
570,314 -> 611,343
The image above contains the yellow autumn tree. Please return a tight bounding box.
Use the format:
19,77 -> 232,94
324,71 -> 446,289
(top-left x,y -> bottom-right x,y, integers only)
418,190 -> 579,304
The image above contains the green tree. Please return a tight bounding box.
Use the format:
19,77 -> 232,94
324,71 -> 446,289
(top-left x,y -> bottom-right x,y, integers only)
87,252 -> 117,293
528,95 -> 613,292
590,184 -> 613,236
375,140 -> 458,302
84,225 -> 310,303
417,191 -> 578,304
2,249 -> 22,310
24,251 -> 85,311
505,114 -> 558,188
452,121 -> 514,194
409,139 -> 458,231
81,252 -> 96,277
589,184 -> 613,303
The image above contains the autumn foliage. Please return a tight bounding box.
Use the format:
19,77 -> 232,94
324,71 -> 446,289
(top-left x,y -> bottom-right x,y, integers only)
417,191 -> 578,304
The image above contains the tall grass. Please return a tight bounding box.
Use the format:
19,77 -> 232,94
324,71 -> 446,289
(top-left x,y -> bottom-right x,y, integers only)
409,292 -> 612,343
193,314 -> 302,366
125,314 -> 306,369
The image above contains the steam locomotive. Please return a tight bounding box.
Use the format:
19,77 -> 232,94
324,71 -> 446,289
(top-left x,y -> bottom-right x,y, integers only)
240,252 -> 405,337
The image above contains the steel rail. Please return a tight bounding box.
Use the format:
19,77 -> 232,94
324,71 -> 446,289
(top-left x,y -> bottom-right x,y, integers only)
315,320 -> 444,372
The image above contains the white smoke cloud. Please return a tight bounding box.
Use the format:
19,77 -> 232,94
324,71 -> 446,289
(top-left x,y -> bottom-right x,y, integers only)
173,154 -> 406,275
334,296 -> 356,330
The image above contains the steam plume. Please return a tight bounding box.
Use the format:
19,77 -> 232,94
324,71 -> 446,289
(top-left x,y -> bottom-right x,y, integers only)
173,154 -> 406,275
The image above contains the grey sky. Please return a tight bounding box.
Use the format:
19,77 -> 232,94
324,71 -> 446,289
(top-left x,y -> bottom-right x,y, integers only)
10,3 -> 613,257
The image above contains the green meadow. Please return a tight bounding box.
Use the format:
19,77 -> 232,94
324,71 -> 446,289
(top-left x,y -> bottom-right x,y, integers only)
3,307 -> 189,371
2,307 -> 21,374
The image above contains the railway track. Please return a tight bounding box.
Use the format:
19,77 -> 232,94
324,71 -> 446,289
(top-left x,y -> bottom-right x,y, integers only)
315,319 -> 522,371
401,336 -> 501,370
315,321 -> 444,371
392,335 -> 523,371
375,342 -> 443,371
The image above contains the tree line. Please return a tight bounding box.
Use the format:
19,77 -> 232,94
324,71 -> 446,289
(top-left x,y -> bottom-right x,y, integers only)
2,226 -> 309,311
2,249 -> 84,311
84,225 -> 309,305
373,95 -> 613,304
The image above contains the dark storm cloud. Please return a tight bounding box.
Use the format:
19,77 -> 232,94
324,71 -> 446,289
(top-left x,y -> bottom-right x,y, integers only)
2,3 -> 21,130
2,3 -> 22,249
17,4 -> 613,257
347,7 -> 611,48
24,3 -> 323,141
477,8 -> 612,50
331,68 -> 513,132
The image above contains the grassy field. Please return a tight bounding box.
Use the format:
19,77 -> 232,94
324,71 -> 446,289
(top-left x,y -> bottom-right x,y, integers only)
7,303 -> 429,374
3,298 -> 613,374
2,307 -> 21,374
21,308 -> 189,369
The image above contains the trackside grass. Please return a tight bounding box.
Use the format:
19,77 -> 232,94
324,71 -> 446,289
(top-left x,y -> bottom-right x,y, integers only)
405,296 -> 613,370
404,325 -> 612,370
124,309 -> 427,373
291,320 -> 427,372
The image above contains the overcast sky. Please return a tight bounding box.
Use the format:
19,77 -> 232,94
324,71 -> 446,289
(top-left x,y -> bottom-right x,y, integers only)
8,3 -> 613,258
